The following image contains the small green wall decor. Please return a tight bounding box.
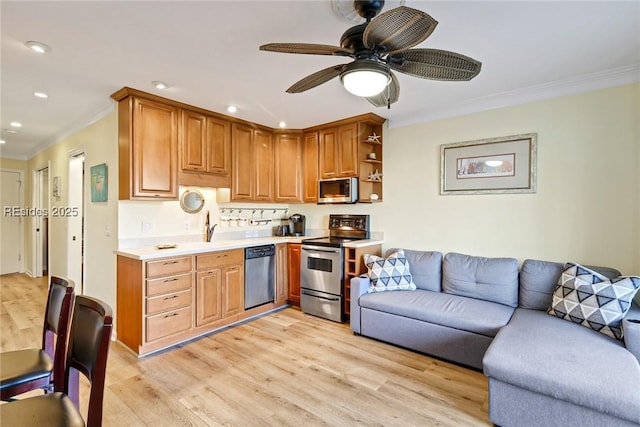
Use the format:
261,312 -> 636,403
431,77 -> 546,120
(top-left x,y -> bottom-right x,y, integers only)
90,163 -> 108,202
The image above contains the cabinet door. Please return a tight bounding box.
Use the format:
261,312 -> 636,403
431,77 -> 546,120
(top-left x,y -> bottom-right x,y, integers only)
274,134 -> 302,203
231,123 -> 254,201
180,110 -> 207,172
196,269 -> 223,326
287,243 -> 301,306
223,265 -> 244,317
302,132 -> 319,203
207,116 -> 231,175
337,123 -> 358,177
254,129 -> 274,201
132,97 -> 179,199
275,244 -> 288,304
319,127 -> 338,179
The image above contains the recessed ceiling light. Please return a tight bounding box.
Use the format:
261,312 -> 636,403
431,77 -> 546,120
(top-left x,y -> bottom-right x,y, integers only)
25,41 -> 51,54
10,122 -> 22,128
227,105 -> 237,114
279,121 -> 287,128
34,92 -> 48,98
4,129 -> 18,134
152,81 -> 168,90
0,140 -> 6,144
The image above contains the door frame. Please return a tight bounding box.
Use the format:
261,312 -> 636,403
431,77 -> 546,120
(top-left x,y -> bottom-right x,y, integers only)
67,149 -> 85,295
32,163 -> 50,278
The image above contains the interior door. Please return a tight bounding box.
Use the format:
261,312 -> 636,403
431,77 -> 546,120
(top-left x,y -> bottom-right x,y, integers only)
1,170 -> 22,274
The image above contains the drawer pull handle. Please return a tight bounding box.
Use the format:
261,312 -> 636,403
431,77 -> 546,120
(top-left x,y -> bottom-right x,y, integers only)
163,278 -> 179,282
163,295 -> 179,300
163,261 -> 180,265
164,313 -> 179,318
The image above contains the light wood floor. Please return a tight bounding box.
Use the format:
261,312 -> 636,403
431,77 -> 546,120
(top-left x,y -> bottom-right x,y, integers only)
1,273 -> 491,426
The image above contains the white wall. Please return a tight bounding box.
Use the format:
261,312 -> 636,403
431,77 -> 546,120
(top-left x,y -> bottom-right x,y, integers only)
295,83 -> 640,274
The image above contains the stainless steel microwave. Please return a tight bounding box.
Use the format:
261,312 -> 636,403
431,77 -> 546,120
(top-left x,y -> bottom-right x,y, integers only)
318,177 -> 358,204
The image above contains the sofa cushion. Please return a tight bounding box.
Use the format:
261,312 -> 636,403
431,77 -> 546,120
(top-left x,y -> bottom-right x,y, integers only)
359,289 -> 514,337
520,259 -> 624,311
483,308 -> 640,425
364,249 -> 416,293
442,253 -> 519,307
386,249 -> 442,291
547,263 -> 640,339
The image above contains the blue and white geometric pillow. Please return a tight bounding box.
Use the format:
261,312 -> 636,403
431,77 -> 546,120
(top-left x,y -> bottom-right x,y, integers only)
547,262 -> 640,340
364,249 -> 416,293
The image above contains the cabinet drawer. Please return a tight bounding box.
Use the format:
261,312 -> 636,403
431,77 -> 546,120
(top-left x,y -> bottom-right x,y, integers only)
146,257 -> 192,278
146,289 -> 191,315
146,306 -> 192,342
197,250 -> 243,270
146,273 -> 191,297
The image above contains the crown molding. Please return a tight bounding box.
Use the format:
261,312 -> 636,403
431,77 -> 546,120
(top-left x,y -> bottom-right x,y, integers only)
389,64 -> 640,129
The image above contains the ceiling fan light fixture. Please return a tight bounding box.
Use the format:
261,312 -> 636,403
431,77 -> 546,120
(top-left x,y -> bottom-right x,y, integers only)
340,61 -> 390,97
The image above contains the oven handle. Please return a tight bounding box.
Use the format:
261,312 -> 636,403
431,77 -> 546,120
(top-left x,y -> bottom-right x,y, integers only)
301,290 -> 341,301
301,245 -> 341,253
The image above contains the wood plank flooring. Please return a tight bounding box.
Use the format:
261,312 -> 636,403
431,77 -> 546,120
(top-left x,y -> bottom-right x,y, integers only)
0,273 -> 490,426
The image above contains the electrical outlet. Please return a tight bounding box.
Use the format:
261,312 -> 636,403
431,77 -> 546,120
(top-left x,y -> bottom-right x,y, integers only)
183,221 -> 190,231
104,224 -> 111,237
142,222 -> 154,233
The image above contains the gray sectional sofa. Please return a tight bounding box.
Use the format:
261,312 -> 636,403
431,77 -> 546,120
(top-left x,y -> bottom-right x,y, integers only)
350,249 -> 640,427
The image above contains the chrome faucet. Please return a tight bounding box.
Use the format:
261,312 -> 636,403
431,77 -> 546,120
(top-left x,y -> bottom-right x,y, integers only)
206,223 -> 217,242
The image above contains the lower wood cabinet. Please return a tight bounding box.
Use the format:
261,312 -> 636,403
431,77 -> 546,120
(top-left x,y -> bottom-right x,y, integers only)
287,243 -> 301,306
195,250 -> 244,327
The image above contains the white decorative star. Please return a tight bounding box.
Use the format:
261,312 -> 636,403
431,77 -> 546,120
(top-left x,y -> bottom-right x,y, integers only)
368,169 -> 383,181
367,132 -> 380,143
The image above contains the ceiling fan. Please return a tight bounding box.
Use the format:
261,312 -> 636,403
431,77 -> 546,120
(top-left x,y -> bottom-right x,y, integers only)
259,0 -> 481,108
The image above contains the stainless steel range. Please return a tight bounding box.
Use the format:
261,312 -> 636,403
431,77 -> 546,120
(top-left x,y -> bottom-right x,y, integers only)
300,214 -> 370,322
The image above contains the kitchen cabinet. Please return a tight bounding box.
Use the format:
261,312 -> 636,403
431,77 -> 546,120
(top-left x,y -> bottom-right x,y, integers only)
274,133 -> 303,203
116,254 -> 193,355
357,118 -> 385,203
196,250 -> 244,327
287,243 -> 301,306
113,90 -> 179,200
179,109 -> 231,188
319,123 -> 358,179
231,123 -> 274,201
302,131 -> 319,203
275,244 -> 289,304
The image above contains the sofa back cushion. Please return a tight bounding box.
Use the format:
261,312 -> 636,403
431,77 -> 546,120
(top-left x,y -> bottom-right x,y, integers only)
442,252 -> 519,307
520,259 -> 622,310
386,249 -> 442,292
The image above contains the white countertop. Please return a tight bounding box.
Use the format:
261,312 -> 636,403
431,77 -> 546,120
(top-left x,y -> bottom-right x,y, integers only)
115,236 -> 384,260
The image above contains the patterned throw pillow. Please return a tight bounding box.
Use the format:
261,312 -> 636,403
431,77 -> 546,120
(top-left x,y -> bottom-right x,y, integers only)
547,263 -> 640,339
364,249 -> 417,293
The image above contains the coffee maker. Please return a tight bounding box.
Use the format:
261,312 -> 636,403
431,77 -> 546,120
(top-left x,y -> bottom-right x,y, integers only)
289,214 -> 306,236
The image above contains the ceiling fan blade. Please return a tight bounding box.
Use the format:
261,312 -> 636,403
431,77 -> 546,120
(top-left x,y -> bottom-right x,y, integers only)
286,64 -> 346,93
389,49 -> 482,81
366,72 -> 400,108
260,43 -> 353,56
363,6 -> 438,55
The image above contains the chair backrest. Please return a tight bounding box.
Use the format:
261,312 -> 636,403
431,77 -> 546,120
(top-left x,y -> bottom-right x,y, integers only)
64,295 -> 113,427
42,276 -> 75,392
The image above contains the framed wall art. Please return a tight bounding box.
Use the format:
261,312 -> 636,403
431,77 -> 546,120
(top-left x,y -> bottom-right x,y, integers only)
90,163 -> 108,202
440,133 -> 537,195
52,176 -> 61,197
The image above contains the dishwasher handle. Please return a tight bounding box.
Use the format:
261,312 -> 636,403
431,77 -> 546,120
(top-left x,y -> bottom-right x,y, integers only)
245,244 -> 276,259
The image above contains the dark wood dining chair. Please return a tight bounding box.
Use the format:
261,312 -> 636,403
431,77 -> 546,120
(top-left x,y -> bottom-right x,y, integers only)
0,295 -> 113,427
0,276 -> 75,400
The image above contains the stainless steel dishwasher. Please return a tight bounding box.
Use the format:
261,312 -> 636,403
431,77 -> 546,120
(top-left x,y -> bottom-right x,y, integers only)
244,245 -> 275,310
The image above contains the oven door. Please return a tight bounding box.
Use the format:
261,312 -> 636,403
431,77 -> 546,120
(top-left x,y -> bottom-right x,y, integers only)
300,244 -> 343,295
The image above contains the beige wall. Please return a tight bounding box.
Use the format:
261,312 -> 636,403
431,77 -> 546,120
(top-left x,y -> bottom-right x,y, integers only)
296,83 -> 640,274
25,110 -> 119,309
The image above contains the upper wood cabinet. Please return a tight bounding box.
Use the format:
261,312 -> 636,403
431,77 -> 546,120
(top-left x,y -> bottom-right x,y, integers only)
302,132 -> 319,203
179,110 -> 231,188
114,93 -> 179,200
319,123 -> 358,179
274,133 -> 303,203
231,123 -> 273,201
